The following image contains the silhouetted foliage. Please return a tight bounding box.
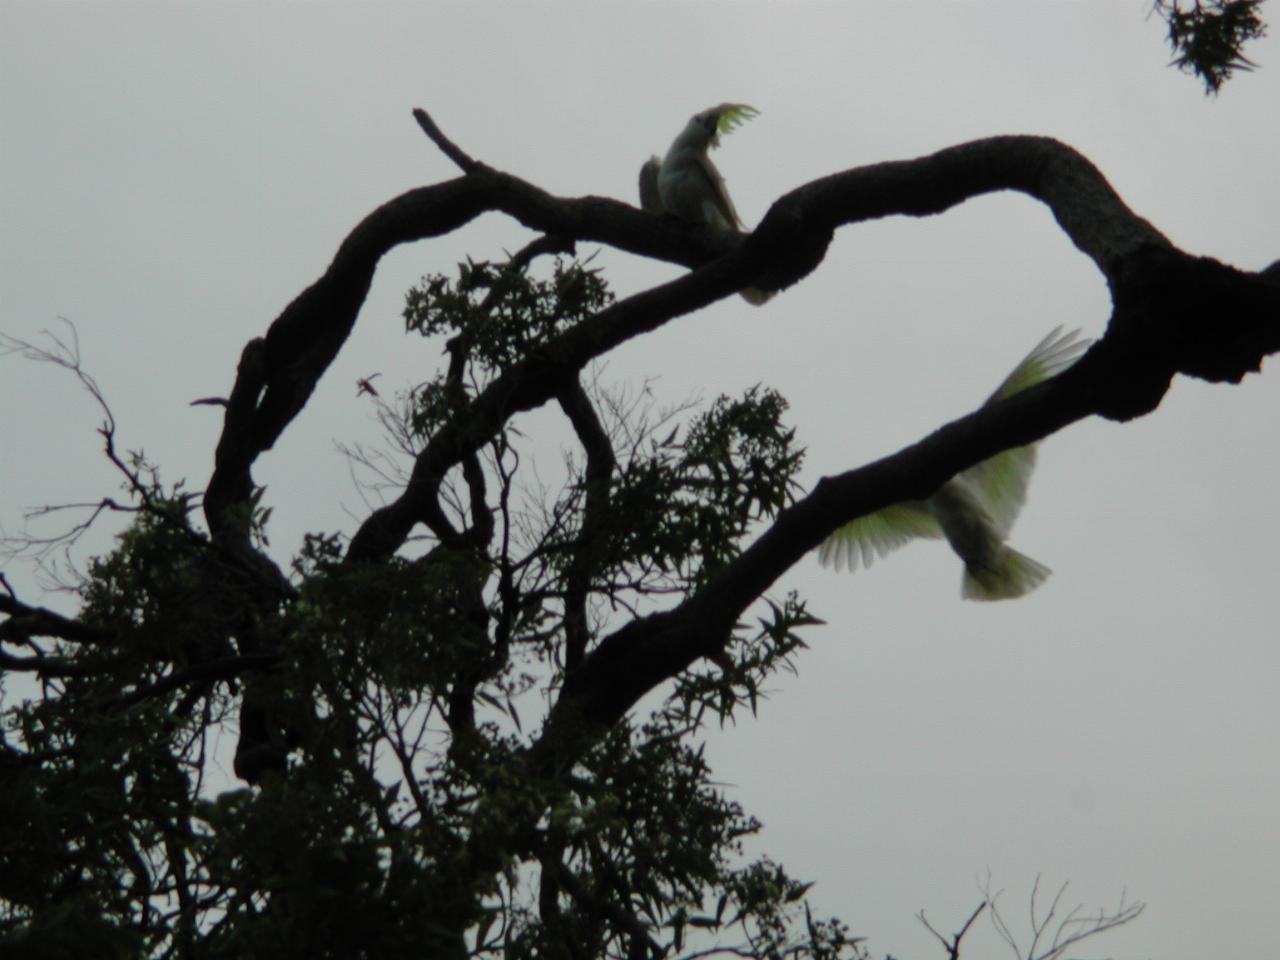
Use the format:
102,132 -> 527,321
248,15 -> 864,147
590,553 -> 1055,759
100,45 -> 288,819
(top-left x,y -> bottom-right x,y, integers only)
1153,0 -> 1268,92
3,67 -> 1277,955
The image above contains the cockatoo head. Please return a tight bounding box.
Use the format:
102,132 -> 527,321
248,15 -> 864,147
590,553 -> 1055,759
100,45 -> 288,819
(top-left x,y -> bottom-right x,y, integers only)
686,103 -> 759,150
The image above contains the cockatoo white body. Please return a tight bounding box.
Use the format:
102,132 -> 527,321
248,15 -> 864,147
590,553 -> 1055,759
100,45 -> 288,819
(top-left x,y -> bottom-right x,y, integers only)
639,103 -> 771,305
818,327 -> 1089,600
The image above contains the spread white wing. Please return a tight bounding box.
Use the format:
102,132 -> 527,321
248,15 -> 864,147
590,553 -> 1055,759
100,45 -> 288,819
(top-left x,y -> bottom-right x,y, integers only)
817,501 -> 942,572
962,326 -> 1088,536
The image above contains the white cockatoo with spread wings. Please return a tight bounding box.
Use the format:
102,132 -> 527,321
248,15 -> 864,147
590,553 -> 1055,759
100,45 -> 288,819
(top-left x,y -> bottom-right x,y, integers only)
818,327 -> 1090,600
639,103 -> 772,305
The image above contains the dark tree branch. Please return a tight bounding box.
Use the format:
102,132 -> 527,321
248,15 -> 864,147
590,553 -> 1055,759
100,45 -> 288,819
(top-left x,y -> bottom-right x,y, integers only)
207,119 -> 1253,550
0,577 -> 114,645
537,832 -> 582,960
201,107 -> 1279,780
343,255 -> 745,562
0,647 -> 115,678
550,854 -> 662,960
919,901 -> 987,960
413,106 -> 480,174
444,234 -> 569,549
339,127 -> 1274,569
0,323 -> 211,568
982,874 -> 1145,960
92,654 -> 284,711
534,260 -> 1278,768
557,378 -> 616,674
745,134 -> 1169,293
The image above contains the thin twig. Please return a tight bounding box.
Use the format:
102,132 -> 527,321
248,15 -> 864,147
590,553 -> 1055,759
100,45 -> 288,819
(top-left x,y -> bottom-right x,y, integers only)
919,901 -> 987,960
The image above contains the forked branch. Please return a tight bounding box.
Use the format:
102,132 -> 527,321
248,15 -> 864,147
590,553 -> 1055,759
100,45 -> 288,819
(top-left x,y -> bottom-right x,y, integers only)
190,107 -> 1280,775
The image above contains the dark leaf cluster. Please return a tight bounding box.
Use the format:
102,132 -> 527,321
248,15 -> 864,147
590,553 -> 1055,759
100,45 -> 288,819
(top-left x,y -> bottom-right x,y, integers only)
1154,0 -> 1267,92
402,257 -> 613,437
0,254 -> 838,958
595,387 -> 804,590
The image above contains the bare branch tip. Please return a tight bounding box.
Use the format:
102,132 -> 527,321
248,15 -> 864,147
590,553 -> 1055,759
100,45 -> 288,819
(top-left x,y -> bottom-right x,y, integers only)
412,107 -> 478,174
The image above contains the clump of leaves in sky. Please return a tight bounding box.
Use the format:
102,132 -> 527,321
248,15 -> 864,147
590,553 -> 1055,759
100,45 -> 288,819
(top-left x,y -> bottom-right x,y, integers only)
1154,0 -> 1267,93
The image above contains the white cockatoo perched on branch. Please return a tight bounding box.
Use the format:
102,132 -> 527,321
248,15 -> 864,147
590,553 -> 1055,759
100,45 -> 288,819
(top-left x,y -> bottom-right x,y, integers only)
639,103 -> 772,305
818,326 -> 1090,600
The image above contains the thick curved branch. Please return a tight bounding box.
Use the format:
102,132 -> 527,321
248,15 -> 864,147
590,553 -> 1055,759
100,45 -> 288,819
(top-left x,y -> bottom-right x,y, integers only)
214,119 -> 1180,555
200,111 -> 1278,778
339,126 -> 1268,565
746,135 -> 1170,294
203,173 -> 721,551
534,261 -> 1279,768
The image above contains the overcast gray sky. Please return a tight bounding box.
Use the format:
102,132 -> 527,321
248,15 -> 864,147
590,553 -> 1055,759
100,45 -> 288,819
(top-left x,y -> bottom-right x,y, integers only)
3,2 -> 1278,957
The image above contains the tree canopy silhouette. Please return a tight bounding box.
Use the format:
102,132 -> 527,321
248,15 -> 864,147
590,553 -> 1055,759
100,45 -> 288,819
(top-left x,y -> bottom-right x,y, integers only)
1,87 -> 1276,959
